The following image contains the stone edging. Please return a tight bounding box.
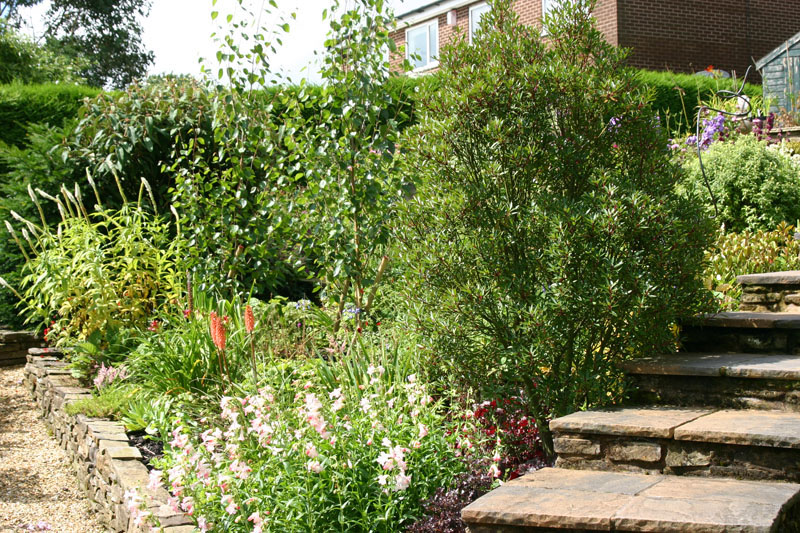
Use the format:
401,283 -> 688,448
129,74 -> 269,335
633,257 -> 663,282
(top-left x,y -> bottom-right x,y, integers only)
23,348 -> 193,533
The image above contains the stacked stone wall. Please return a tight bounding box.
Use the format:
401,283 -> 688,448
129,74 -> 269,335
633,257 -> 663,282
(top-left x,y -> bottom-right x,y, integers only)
23,350 -> 192,533
0,330 -> 43,366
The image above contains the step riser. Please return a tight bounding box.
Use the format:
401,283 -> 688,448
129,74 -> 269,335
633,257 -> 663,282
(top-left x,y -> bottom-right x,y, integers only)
555,434 -> 800,482
681,326 -> 800,354
629,374 -> 800,411
738,283 -> 800,313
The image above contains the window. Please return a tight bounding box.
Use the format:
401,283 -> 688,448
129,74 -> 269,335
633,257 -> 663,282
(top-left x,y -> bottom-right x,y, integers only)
406,20 -> 438,70
469,3 -> 490,44
542,0 -> 560,19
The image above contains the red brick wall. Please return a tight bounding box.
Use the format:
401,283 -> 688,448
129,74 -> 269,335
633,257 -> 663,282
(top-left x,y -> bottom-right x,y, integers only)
389,0 -> 619,71
617,0 -> 800,82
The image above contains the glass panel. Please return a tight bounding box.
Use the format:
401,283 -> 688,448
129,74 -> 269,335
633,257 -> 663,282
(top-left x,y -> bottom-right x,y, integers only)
407,26 -> 429,69
429,22 -> 438,61
470,4 -> 491,41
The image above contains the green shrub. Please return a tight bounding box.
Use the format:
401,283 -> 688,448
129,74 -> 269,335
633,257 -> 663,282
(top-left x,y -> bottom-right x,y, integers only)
704,223 -> 800,310
399,0 -> 713,455
684,135 -> 800,232
0,83 -> 99,149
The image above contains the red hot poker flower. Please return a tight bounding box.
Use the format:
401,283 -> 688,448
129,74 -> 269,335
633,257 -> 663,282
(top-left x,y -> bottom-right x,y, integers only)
244,305 -> 255,334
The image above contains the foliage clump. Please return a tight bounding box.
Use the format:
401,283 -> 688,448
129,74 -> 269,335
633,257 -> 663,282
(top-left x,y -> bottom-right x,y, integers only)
400,0 -> 713,454
684,134 -> 800,232
704,223 -> 800,310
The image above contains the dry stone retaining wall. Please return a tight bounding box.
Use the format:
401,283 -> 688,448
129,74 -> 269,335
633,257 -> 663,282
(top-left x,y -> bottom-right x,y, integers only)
0,330 -> 43,366
23,349 -> 193,533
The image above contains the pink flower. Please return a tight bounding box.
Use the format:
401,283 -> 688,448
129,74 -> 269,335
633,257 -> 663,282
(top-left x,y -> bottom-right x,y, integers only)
180,496 -> 195,515
332,397 -> 345,411
305,443 -> 319,458
197,517 -> 211,532
307,460 -> 324,473
248,511 -> 263,526
147,469 -> 163,491
394,473 -> 412,491
488,463 -> 502,478
418,424 -> 428,438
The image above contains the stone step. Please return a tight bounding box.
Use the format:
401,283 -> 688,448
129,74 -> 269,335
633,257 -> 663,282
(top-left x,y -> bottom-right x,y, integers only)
462,468 -> 800,532
625,352 -> 800,411
551,407 -> 800,481
682,312 -> 800,354
737,271 -> 800,312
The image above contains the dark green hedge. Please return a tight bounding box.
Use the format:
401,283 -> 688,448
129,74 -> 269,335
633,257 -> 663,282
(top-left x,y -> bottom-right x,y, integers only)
637,70 -> 763,134
0,83 -> 100,148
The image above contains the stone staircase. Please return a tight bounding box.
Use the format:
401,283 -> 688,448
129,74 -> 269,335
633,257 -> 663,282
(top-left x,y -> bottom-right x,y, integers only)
462,271 -> 800,532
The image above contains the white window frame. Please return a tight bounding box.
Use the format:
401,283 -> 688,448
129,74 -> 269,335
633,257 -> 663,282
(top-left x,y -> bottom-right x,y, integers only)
405,19 -> 439,71
469,2 -> 490,44
541,0 -> 562,33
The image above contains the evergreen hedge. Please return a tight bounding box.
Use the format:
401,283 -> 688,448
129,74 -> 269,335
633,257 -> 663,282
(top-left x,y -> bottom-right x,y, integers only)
0,84 -> 100,148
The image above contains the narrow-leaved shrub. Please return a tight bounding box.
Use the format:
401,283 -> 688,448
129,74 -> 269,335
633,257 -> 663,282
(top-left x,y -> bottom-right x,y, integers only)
399,0 -> 713,454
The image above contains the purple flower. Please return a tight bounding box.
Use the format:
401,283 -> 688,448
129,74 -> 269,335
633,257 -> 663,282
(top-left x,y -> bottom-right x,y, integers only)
608,116 -> 621,132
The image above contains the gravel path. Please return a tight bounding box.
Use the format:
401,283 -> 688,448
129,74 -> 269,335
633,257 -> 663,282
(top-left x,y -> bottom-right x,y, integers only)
0,365 -> 106,533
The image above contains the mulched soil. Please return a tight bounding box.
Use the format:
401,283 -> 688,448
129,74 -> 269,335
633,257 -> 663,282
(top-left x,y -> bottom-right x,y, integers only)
0,365 -> 105,533
127,431 -> 163,468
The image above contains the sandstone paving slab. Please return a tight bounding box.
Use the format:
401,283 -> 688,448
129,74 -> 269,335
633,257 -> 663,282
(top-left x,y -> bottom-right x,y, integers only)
461,483 -> 632,530
613,495 -> 789,532
463,469 -> 800,532
550,407 -> 713,438
509,467 -> 662,495
624,353 -> 800,380
738,271 -> 800,286
723,354 -> 800,379
640,476 -> 800,506
674,409 -> 800,448
696,312 -> 800,329
624,353 -> 767,377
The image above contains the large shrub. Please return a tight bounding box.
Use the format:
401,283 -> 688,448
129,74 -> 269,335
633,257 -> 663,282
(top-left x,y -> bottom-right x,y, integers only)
684,135 -> 800,232
399,0 -> 713,455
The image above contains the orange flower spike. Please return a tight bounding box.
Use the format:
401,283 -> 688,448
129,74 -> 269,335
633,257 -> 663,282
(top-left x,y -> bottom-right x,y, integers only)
209,311 -> 219,348
244,305 -> 255,334
215,318 -> 227,352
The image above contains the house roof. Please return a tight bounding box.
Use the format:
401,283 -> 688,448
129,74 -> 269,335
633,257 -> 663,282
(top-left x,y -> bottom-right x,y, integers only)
756,29 -> 800,69
396,0 -> 479,26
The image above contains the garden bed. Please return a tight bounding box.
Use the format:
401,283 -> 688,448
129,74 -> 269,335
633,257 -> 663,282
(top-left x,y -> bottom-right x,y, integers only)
23,349 -> 191,533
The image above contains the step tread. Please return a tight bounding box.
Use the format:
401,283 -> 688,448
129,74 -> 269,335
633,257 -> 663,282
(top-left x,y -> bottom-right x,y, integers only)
462,468 -> 800,532
691,312 -> 800,329
552,407 -> 800,449
675,409 -> 800,449
549,407 -> 712,438
623,352 -> 800,380
738,271 -> 800,286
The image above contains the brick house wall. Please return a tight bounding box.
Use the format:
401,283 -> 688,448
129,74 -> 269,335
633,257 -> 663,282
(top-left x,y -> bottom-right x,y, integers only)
389,0 -> 617,72
390,0 -> 799,83
617,0 -> 800,83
